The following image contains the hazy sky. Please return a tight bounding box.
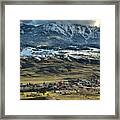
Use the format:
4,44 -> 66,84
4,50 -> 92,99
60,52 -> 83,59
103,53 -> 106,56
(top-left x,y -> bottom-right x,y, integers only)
21,20 -> 100,27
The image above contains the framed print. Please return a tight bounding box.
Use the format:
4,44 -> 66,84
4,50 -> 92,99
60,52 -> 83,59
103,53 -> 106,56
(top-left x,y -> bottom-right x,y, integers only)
0,0 -> 120,119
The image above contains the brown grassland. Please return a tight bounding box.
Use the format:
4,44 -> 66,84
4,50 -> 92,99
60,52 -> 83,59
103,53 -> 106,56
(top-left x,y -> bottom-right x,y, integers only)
20,58 -> 100,100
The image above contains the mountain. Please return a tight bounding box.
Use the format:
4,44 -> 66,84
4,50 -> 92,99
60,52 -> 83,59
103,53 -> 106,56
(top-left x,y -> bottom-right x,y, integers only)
20,21 -> 100,50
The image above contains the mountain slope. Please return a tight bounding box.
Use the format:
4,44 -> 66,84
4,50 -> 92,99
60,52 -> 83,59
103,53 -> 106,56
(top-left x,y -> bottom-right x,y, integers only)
20,21 -> 100,50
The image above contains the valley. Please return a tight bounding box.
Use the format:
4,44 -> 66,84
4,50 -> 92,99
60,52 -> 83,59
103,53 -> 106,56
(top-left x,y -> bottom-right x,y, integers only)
20,46 -> 100,100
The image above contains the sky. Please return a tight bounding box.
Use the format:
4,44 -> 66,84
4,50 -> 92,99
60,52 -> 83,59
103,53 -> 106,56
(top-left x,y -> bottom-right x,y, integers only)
20,20 -> 100,27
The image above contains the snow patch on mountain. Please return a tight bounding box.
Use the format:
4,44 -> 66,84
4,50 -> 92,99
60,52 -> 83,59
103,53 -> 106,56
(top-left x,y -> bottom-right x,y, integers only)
20,46 -> 100,62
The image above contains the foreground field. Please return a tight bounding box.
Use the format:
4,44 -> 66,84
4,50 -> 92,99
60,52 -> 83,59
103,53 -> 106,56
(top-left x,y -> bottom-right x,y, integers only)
20,57 -> 100,100
20,92 -> 100,100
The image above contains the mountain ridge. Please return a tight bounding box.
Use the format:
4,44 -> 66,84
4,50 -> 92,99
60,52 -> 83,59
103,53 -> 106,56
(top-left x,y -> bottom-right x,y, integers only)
20,21 -> 100,50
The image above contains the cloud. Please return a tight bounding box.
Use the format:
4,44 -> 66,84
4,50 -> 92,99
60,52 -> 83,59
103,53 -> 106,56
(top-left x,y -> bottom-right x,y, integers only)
20,20 -> 99,26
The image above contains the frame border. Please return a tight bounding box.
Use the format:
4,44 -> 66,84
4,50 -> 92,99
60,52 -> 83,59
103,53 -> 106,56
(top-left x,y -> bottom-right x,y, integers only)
0,0 -> 119,119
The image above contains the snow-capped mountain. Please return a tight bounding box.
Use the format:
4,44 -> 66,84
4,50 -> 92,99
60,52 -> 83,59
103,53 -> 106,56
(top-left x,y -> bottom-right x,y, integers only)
20,21 -> 100,50
20,46 -> 100,65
